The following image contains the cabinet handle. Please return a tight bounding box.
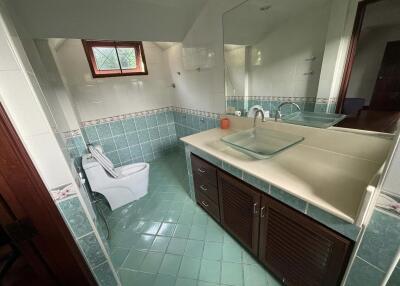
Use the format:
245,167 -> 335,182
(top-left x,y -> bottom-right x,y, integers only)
253,203 -> 258,214
201,201 -> 209,207
197,168 -> 206,173
200,185 -> 208,191
260,206 -> 266,218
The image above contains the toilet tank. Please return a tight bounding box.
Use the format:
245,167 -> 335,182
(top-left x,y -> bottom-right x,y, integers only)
82,154 -> 108,190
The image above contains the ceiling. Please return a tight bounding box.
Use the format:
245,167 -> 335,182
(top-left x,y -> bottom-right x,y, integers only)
363,0 -> 400,30
223,0 -> 332,45
4,0 -> 208,42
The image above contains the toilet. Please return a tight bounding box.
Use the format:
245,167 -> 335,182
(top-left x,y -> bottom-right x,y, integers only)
82,148 -> 149,210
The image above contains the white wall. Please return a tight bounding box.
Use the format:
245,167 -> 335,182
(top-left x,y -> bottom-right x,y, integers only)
54,39 -> 175,122
224,46 -> 246,97
166,0 -> 243,114
0,3 -> 79,190
346,25 -> 400,104
248,6 -> 330,99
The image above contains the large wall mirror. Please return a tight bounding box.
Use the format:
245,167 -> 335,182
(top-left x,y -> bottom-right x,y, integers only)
223,0 -> 400,134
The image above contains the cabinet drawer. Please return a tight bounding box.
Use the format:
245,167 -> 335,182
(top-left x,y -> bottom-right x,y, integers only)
193,174 -> 219,204
191,154 -> 217,186
196,192 -> 220,222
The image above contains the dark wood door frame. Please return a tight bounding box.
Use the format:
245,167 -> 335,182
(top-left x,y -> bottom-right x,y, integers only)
336,0 -> 383,113
0,103 -> 96,285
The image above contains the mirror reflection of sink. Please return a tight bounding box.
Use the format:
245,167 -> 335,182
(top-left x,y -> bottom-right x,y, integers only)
221,127 -> 304,159
281,111 -> 346,128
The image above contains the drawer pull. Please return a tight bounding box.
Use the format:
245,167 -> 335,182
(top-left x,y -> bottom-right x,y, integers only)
253,203 -> 258,214
200,185 -> 208,191
197,168 -> 206,173
260,206 -> 266,218
201,201 -> 209,207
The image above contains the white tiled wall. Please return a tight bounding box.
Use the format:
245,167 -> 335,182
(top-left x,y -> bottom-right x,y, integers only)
53,39 -> 175,122
0,2 -> 79,191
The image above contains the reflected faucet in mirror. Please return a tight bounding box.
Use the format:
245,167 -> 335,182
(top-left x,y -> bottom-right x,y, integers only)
274,102 -> 301,122
253,109 -> 266,128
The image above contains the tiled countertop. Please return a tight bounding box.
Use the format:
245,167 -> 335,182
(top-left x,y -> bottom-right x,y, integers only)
181,119 -> 392,225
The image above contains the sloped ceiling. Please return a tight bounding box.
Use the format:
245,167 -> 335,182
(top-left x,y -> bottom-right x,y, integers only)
5,0 -> 208,42
223,0 -> 332,45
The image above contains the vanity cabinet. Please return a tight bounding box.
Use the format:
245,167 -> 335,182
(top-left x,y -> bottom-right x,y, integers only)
190,153 -> 352,286
217,170 -> 261,255
259,196 -> 352,286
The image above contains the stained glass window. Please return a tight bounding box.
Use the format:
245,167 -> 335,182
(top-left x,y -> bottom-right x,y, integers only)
82,40 -> 148,77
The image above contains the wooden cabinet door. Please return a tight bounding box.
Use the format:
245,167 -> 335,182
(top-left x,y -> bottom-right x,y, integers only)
218,170 -> 261,255
259,195 -> 352,286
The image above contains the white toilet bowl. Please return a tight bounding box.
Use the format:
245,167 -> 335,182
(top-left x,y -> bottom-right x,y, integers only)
82,154 -> 149,210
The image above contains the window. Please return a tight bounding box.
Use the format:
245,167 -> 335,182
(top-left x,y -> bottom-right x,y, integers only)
82,40 -> 148,78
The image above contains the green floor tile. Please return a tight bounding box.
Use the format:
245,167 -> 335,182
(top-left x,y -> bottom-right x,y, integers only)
175,277 -> 198,286
203,242 -> 223,261
173,224 -> 191,238
159,254 -> 182,276
164,210 -> 181,223
221,262 -> 243,286
189,225 -> 207,240
141,222 -> 162,235
139,252 -> 164,273
167,238 -> 188,255
199,259 -> 221,283
178,256 -> 201,279
119,269 -> 156,285
134,234 -> 156,251
111,248 -> 130,269
184,240 -> 204,258
198,282 -> 219,286
154,274 -> 176,286
243,264 -> 267,286
150,236 -> 171,252
158,223 -> 177,236
122,249 -> 147,270
223,242 -> 242,263
205,225 -> 224,242
106,149 -> 280,286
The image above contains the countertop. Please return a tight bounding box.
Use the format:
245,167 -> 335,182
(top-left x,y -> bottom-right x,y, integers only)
181,118 -> 392,224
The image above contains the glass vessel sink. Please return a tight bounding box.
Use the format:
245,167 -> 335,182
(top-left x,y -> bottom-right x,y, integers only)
281,111 -> 346,128
221,127 -> 304,159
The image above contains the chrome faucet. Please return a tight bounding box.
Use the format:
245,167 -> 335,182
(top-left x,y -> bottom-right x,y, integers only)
253,109 -> 266,128
274,102 -> 301,121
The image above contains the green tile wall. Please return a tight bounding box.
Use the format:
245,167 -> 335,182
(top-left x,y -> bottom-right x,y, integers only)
226,96 -> 337,116
345,209 -> 400,286
57,195 -> 119,286
82,110 -> 177,167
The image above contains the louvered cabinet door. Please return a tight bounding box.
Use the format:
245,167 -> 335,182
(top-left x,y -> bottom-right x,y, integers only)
217,170 -> 261,255
259,195 -> 353,286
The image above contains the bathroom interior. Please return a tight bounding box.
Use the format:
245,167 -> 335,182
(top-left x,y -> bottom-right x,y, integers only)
0,0 -> 399,286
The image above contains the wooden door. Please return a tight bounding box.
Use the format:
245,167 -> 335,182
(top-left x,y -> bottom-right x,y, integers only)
370,41 -> 400,111
0,104 -> 96,285
259,195 -> 352,286
217,170 -> 261,255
